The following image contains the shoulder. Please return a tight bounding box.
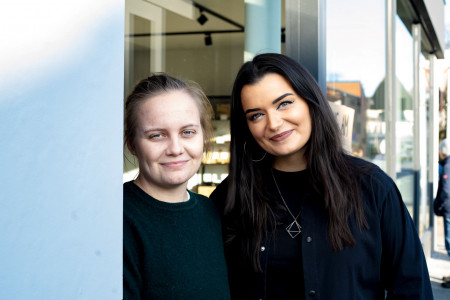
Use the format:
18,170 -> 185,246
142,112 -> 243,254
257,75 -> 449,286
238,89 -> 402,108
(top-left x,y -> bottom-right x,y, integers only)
123,181 -> 147,208
123,180 -> 134,191
123,181 -> 143,226
123,180 -> 139,199
187,191 -> 223,228
348,155 -> 394,185
209,178 -> 229,201
346,157 -> 409,223
123,181 -> 156,228
346,155 -> 397,203
189,190 -> 219,212
209,177 -> 229,211
189,190 -> 211,203
123,181 -> 138,208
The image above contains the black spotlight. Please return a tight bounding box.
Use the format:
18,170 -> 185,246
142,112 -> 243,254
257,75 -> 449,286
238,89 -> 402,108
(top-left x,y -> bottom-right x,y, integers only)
197,9 -> 208,25
204,33 -> 212,46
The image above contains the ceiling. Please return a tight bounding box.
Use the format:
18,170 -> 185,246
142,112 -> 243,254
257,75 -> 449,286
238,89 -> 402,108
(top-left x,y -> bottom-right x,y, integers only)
128,0 -> 246,50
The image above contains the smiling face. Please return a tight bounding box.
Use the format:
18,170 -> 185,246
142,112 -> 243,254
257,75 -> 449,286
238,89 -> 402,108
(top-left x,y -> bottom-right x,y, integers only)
129,90 -> 204,192
241,73 -> 312,170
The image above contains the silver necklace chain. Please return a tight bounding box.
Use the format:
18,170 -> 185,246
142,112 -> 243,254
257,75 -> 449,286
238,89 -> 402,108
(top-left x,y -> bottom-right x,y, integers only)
271,169 -> 302,238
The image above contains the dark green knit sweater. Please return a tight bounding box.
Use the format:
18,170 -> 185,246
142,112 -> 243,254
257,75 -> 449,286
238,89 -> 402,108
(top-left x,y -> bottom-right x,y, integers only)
123,181 -> 230,300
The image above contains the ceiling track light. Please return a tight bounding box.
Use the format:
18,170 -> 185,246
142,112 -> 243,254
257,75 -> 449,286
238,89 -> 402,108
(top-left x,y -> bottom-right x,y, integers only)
204,33 -> 212,46
197,8 -> 208,25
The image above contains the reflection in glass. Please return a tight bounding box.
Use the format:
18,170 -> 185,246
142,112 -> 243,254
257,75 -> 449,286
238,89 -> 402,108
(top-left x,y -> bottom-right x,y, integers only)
395,16 -> 414,216
326,0 -> 386,169
419,53 -> 431,236
123,0 -> 285,194
124,0 -> 247,189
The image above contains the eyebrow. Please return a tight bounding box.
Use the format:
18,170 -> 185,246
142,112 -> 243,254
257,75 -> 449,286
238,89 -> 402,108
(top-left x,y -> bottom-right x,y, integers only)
244,93 -> 294,115
143,124 -> 200,134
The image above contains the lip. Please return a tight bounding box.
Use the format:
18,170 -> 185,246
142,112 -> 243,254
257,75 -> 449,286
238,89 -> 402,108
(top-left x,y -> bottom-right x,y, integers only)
161,160 -> 189,168
270,130 -> 293,142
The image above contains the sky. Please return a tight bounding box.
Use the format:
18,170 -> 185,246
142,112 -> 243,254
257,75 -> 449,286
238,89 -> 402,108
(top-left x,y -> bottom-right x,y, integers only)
327,0 -> 449,98
446,2 -> 450,48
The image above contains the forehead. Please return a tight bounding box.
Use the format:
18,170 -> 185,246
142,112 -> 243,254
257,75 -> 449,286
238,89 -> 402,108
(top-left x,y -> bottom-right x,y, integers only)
241,73 -> 295,107
137,90 -> 201,127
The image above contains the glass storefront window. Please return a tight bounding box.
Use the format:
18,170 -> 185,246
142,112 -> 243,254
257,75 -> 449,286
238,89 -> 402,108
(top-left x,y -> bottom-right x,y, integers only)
123,0 -> 284,196
124,0 -> 246,192
395,16 -> 414,216
326,0 -> 386,166
420,53 -> 431,236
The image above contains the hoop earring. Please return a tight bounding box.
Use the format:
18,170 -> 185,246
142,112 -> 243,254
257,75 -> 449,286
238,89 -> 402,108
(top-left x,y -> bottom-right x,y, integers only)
244,141 -> 267,162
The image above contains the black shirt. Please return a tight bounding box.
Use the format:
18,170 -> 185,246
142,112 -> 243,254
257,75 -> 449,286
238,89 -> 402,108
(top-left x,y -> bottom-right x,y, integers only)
211,156 -> 433,300
266,169 -> 308,300
123,182 -> 231,300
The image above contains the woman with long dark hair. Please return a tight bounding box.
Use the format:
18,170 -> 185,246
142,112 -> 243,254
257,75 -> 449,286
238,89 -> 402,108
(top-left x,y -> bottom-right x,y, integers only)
210,53 -> 432,299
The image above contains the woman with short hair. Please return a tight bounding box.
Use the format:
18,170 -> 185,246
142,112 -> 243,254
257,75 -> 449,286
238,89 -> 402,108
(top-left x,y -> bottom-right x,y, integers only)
123,74 -> 230,299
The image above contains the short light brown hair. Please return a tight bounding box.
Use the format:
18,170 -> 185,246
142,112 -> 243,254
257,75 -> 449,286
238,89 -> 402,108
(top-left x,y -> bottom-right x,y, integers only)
124,73 -> 214,153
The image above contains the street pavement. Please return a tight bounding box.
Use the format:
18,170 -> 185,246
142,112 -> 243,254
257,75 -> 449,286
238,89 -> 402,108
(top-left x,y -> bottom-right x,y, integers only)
428,217 -> 450,299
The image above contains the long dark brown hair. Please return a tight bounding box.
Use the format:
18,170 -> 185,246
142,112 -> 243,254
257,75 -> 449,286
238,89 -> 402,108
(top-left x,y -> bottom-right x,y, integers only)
225,53 -> 367,271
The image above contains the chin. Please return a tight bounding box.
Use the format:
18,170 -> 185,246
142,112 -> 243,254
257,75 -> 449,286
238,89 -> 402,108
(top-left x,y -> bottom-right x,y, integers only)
273,149 -> 301,158
165,173 -> 195,186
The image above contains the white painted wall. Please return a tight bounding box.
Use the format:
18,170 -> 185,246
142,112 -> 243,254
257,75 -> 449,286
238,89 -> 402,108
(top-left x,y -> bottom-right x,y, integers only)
0,1 -> 124,299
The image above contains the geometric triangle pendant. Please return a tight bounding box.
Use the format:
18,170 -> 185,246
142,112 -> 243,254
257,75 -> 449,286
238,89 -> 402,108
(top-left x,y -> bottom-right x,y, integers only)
286,220 -> 302,238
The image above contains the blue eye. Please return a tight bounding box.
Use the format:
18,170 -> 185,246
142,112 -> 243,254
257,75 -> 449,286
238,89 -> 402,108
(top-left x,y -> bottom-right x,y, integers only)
182,130 -> 196,136
149,133 -> 162,139
277,101 -> 293,109
249,112 -> 264,121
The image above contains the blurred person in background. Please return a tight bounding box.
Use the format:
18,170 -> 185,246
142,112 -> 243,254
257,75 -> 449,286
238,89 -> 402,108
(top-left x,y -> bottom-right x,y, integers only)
434,138 -> 450,288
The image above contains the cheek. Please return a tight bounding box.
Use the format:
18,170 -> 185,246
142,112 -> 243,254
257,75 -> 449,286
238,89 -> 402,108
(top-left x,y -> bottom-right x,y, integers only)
303,113 -> 312,131
187,137 -> 205,157
134,142 -> 162,161
300,115 -> 312,141
294,105 -> 311,127
246,122 -> 263,139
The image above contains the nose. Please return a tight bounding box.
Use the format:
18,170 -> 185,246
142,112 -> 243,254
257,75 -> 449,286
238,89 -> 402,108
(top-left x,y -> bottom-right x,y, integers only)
166,136 -> 184,156
267,111 -> 283,131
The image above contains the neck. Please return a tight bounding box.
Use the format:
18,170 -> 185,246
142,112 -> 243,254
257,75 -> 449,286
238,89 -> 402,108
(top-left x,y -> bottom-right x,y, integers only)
134,176 -> 188,203
273,152 -> 307,171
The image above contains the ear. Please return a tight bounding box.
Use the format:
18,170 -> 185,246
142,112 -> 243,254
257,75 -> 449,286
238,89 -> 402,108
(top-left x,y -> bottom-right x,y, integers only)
127,141 -> 136,156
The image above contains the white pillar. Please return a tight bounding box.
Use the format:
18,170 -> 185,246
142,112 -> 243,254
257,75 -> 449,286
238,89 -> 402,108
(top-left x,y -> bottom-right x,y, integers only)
244,0 -> 281,62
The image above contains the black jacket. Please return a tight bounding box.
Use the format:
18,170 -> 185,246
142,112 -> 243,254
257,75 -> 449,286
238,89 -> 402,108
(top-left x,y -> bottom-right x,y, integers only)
211,157 -> 433,300
434,156 -> 450,218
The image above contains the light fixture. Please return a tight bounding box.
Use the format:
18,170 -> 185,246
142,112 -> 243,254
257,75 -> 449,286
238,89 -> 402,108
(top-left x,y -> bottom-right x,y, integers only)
204,33 -> 212,46
197,8 -> 208,25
